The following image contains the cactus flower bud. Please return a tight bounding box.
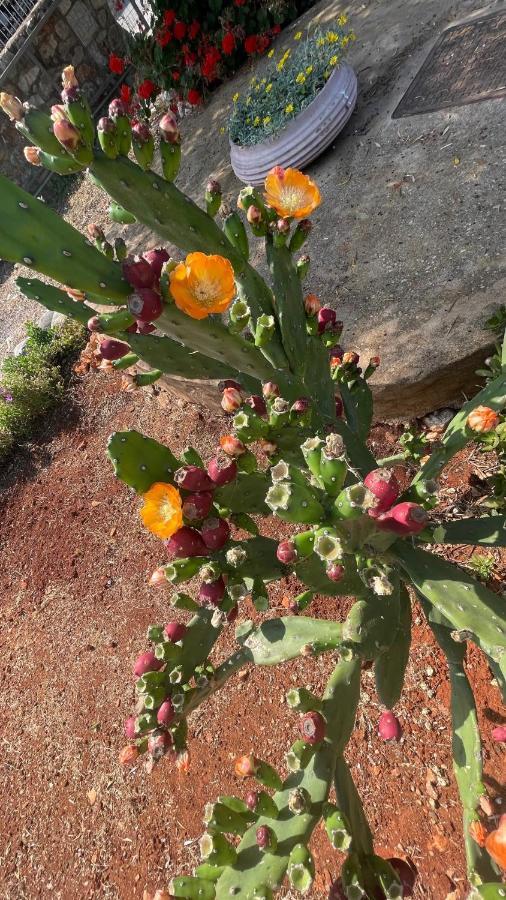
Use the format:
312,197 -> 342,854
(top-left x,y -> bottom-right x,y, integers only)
87,222 -> 105,242
207,454 -> 238,486
234,753 -> 257,777
256,825 -> 277,852
132,121 -> 151,143
291,397 -> 310,414
53,117 -> 81,150
221,386 -> 242,413
375,502 -> 428,536
133,650 -> 163,677
247,204 -> 262,225
159,111 -> 180,144
300,710 -> 326,744
182,491 -> 214,523
148,729 -> 173,760
262,381 -> 279,398
149,567 -> 167,587
174,465 -> 214,492
342,351 -> 359,365
87,315 -> 100,332
0,92 -> 24,121
364,468 -> 400,514
220,434 -> 246,457
165,525 -> 207,558
467,405 -> 500,433
51,103 -> 67,122
61,64 -> 78,90
99,338 -> 130,360
378,710 -> 402,741
23,146 -> 41,166
201,516 -> 231,550
142,247 -> 170,279
119,744 -> 139,766
206,177 -> 221,196
245,790 -> 259,811
245,394 -> 267,416
492,725 -> 506,742
304,293 -> 321,316
109,97 -> 129,119
317,307 -> 336,333
157,698 -> 175,726
206,178 -> 222,217
276,217 -> 290,235
136,320 -> 157,334
199,576 -> 226,605
276,540 -> 298,564
98,115 -> 115,133
326,563 -> 345,582
123,256 -> 156,289
164,622 -> 187,642
124,715 -> 137,739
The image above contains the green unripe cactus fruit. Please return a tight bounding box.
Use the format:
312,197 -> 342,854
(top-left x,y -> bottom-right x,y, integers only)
199,832 -> 237,866
323,802 -> 352,850
132,123 -> 154,170
266,481 -> 325,525
108,202 -> 137,224
223,211 -> 249,260
333,483 -> 375,520
164,557 -> 207,584
287,844 -> 314,892
112,352 -> 139,370
286,687 -> 322,712
205,179 -> 222,217
161,140 -> 182,181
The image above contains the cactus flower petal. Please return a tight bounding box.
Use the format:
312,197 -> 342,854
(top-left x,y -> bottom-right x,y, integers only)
264,167 -> 321,219
140,482 -> 183,539
169,252 -> 235,319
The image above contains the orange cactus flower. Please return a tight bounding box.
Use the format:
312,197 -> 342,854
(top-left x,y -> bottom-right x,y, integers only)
169,252 -> 235,320
264,166 -> 321,219
234,753 -> 258,778
467,405 -> 500,433
485,814 -> 506,870
469,819 -> 487,847
140,482 -> 183,539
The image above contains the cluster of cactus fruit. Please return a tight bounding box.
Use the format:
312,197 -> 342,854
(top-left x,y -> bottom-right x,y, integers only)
0,68 -> 505,899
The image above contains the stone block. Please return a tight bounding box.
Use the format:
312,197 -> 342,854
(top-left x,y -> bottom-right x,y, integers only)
18,64 -> 41,94
54,17 -> 71,39
58,0 -> 72,14
65,0 -> 98,45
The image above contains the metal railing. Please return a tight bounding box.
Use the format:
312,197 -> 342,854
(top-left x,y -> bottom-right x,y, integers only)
114,0 -> 151,34
0,0 -> 39,50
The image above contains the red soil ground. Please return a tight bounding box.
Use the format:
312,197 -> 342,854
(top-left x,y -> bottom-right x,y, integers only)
0,371 -> 504,899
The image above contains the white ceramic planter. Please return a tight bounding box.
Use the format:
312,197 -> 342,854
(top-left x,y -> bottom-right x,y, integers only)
230,62 -> 357,185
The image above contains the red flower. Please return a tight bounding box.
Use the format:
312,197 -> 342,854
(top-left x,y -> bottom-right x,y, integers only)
257,34 -> 270,53
183,46 -> 197,66
163,9 -> 175,26
272,24 -> 281,34
138,79 -> 156,100
244,35 -> 258,54
156,28 -> 172,47
172,70 -> 181,82
201,45 -> 221,79
120,84 -> 132,103
187,89 -> 201,105
174,21 -> 186,40
109,53 -> 124,74
188,20 -> 200,40
222,32 -> 235,55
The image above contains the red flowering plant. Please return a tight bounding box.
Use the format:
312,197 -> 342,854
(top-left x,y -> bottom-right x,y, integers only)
119,0 -> 316,107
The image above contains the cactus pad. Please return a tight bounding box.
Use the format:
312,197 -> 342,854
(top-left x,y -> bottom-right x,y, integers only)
107,430 -> 179,493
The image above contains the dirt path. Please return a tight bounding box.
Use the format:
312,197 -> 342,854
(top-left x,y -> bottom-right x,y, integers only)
0,371 -> 504,899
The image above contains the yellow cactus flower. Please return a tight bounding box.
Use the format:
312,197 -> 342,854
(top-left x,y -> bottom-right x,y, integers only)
169,252 -> 236,320
264,166 -> 321,219
296,72 -> 306,84
285,103 -> 294,114
140,482 -> 183,539
294,31 -> 302,40
232,92 -> 239,102
265,83 -> 273,93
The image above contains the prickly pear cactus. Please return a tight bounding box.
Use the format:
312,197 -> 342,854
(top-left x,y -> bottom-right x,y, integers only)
1,69 -> 506,899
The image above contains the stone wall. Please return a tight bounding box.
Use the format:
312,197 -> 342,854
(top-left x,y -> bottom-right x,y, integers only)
0,0 -> 127,193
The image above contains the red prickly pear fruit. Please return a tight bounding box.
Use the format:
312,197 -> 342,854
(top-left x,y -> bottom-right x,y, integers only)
142,247 -> 170,279
122,257 -> 156,289
378,710 -> 402,741
364,468 -> 400,514
276,540 -> 298,564
157,698 -> 175,726
128,288 -> 163,321
182,491 -> 214,523
165,526 -> 207,559
207,454 -> 238,486
201,516 -> 230,550
125,321 -> 139,334
99,338 -> 130,360
262,381 -> 279,398
136,320 -> 157,334
256,825 -> 276,851
387,857 -> 416,896
245,395 -> 267,416
317,307 -> 337,333
220,434 -> 246,457
174,465 -> 215,492
245,790 -> 259,811
227,604 -> 238,623
326,563 -> 345,582
300,710 -> 326,744
375,502 -> 428,536
492,725 -> 506,742
148,729 -> 172,760
221,386 -> 242,413
199,576 -> 226,605
124,715 -> 137,739
164,622 -> 187,642
133,650 -> 163,677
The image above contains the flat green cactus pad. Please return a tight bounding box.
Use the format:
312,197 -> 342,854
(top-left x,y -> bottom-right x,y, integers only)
17,277 -> 95,325
107,430 -> 179,493
237,616 -> 343,665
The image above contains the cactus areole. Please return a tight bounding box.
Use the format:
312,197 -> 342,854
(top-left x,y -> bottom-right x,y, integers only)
1,67 -> 505,898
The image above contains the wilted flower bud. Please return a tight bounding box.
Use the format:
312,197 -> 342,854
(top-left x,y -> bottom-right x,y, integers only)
50,103 -> 67,122
234,753 -> 257,777
221,386 -> 242,413
220,434 -> 246,457
132,121 -> 151,143
342,351 -> 359,365
61,64 -> 78,90
304,293 -> 321,316
53,117 -> 81,149
262,381 -> 279,398
467,405 -> 500,433
119,744 -> 139,766
159,111 -> 180,144
87,222 -> 105,241
98,115 -> 115,133
23,146 -> 41,166
0,92 -> 24,121
247,205 -> 262,226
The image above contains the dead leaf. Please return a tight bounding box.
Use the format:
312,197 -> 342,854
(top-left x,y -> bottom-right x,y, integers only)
87,788 -> 97,806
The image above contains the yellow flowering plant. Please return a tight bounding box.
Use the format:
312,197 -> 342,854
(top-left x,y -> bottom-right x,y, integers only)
229,20 -> 356,146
